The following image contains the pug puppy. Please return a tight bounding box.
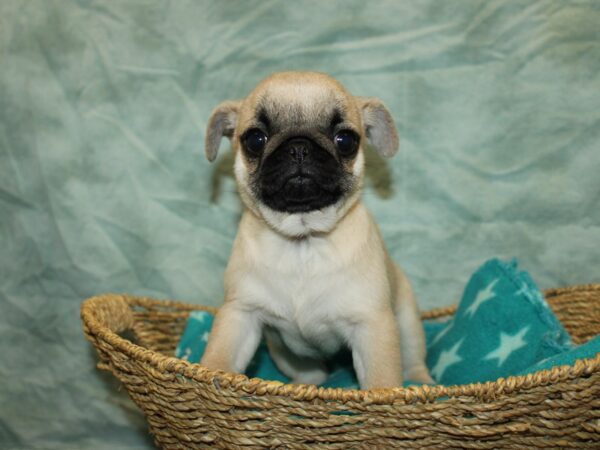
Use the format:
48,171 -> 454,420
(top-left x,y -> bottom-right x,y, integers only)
200,71 -> 432,389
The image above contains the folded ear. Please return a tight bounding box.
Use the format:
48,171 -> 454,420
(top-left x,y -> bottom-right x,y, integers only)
205,100 -> 242,162
356,97 -> 399,158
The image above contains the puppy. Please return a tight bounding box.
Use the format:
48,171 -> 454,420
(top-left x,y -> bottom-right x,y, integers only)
200,71 -> 433,389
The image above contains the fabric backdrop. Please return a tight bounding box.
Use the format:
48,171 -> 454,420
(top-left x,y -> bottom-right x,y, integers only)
1,1 -> 599,448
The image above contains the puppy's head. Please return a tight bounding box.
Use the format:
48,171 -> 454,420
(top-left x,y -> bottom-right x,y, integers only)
205,71 -> 399,237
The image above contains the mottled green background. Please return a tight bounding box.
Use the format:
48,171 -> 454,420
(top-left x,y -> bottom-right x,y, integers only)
1,1 -> 599,448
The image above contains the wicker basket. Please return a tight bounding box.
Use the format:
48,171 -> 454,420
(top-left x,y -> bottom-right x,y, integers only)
81,285 -> 600,449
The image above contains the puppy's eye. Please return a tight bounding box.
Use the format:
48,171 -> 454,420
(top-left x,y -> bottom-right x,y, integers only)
243,129 -> 268,156
334,131 -> 359,157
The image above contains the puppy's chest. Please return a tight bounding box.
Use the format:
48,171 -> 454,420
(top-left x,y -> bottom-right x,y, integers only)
256,267 -> 352,355
237,238 -> 373,355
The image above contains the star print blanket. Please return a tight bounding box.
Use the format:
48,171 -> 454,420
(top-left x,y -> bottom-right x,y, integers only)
176,258 -> 599,387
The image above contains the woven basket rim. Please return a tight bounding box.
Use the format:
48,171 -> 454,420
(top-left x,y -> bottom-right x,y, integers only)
81,284 -> 600,405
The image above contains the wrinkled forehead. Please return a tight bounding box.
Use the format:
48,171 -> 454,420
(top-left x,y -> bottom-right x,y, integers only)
239,77 -> 360,132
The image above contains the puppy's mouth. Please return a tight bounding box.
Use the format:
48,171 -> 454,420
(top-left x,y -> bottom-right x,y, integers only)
257,137 -> 345,213
261,173 -> 343,213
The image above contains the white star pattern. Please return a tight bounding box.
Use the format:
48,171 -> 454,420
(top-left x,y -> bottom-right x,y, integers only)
182,348 -> 192,361
431,338 -> 464,381
484,326 -> 530,367
430,321 -> 454,347
529,290 -> 547,308
516,282 -> 549,309
191,311 -> 208,323
464,278 -> 499,318
515,283 -> 529,298
201,331 -> 210,342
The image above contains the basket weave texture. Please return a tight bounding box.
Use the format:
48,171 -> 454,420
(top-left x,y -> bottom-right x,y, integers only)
81,285 -> 600,449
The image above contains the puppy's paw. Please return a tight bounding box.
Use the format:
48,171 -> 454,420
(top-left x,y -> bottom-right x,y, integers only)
404,367 -> 435,385
291,367 -> 329,386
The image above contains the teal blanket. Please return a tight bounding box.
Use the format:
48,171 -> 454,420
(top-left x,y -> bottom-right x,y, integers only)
2,1 -> 600,449
177,259 -> 597,388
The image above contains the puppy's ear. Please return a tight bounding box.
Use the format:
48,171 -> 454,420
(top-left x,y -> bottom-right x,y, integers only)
356,97 -> 399,158
205,100 -> 242,162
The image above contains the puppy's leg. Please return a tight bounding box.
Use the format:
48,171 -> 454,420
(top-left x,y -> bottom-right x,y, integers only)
200,303 -> 262,374
393,265 -> 434,384
264,328 -> 328,385
348,311 -> 403,389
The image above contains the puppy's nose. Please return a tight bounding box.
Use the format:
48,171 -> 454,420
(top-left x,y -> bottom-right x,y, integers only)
287,138 -> 310,163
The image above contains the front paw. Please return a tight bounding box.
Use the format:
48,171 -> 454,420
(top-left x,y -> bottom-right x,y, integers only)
199,353 -> 231,372
291,367 -> 328,386
404,367 -> 435,385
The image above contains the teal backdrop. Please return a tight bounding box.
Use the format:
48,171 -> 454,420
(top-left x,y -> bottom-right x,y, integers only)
1,1 -> 599,448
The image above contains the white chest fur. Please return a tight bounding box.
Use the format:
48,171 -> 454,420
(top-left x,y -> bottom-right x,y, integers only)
225,204 -> 390,359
